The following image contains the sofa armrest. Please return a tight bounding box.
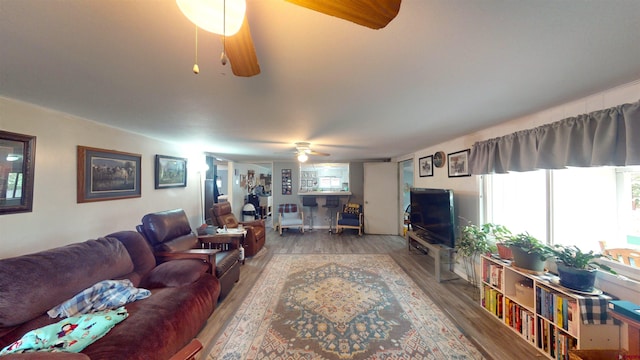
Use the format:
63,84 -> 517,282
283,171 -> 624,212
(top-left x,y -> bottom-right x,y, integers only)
239,219 -> 265,228
168,339 -> 202,360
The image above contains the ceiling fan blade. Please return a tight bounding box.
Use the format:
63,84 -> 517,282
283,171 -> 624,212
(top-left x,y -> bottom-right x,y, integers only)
308,150 -> 330,156
225,14 -> 260,77
285,0 -> 401,29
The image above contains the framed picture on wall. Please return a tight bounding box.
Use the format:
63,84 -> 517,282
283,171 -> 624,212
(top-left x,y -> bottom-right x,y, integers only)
0,130 -> 36,215
155,154 -> 187,189
77,146 -> 141,203
282,169 -> 292,195
418,155 -> 433,177
447,149 -> 471,177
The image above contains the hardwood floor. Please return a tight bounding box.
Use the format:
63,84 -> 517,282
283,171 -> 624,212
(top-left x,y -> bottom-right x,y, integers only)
197,227 -> 544,359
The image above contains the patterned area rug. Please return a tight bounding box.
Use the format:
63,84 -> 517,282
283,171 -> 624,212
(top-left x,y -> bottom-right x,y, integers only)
209,254 -> 484,359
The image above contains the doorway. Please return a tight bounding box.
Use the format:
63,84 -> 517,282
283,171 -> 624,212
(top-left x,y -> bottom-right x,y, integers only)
399,159 -> 414,235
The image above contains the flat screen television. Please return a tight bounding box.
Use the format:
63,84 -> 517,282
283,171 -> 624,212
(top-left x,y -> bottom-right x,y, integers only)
409,188 -> 456,249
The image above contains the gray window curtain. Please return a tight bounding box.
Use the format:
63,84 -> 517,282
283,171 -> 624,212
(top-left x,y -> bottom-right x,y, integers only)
469,100 -> 640,174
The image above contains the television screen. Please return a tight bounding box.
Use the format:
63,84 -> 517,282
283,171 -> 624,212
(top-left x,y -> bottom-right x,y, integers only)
409,188 -> 456,248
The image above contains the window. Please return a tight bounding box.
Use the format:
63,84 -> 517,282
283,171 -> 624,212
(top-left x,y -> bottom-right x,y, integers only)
5,172 -> 23,198
299,163 -> 349,192
488,170 -> 547,243
485,166 -> 640,282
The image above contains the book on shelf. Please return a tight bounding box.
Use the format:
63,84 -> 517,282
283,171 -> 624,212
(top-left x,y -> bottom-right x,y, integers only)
482,285 -> 504,318
483,262 -> 503,288
537,285 -> 575,332
556,296 -> 563,329
566,300 -> 577,335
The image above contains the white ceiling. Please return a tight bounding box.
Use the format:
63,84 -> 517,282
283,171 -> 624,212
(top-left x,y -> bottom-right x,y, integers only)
2,0 -> 640,163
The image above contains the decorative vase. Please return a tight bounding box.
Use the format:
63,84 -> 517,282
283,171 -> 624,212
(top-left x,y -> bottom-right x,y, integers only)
510,246 -> 546,273
556,262 -> 597,292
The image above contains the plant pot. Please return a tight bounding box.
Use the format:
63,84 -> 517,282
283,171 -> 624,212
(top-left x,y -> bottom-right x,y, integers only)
556,262 -> 597,292
510,246 -> 546,273
496,243 -> 513,260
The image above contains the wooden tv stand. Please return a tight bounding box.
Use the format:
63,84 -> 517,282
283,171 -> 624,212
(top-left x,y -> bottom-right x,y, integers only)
406,230 -> 456,282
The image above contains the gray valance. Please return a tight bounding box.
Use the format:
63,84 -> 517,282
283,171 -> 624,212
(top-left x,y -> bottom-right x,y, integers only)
469,100 -> 640,174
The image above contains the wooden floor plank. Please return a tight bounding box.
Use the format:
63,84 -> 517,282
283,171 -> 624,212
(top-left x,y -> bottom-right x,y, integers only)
196,227 -> 543,359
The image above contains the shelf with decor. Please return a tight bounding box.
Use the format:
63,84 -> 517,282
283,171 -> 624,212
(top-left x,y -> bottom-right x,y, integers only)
480,255 -> 620,359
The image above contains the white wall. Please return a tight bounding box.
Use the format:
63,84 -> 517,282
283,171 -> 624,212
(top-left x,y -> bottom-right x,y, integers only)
0,97 -> 206,258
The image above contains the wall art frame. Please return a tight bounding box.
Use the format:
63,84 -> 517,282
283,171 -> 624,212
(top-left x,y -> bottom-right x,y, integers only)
281,168 -> 292,195
418,155 -> 433,177
77,146 -> 141,203
447,149 -> 471,177
155,154 -> 187,189
0,130 -> 36,215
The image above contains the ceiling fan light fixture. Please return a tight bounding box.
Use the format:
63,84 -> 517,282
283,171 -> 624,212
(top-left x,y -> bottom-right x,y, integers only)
297,152 -> 308,163
177,0 -> 246,36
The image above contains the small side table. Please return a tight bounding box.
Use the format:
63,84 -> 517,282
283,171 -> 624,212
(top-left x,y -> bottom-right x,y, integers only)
198,231 -> 247,264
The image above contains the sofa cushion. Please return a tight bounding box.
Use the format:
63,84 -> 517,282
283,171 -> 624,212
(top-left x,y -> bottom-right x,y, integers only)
338,218 -> 361,226
140,259 -> 209,289
139,209 -> 193,245
81,275 -> 219,360
211,202 -> 240,228
108,231 -> 156,286
0,238 -> 134,327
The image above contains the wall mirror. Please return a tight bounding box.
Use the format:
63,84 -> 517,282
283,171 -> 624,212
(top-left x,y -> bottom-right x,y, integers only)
0,130 -> 36,215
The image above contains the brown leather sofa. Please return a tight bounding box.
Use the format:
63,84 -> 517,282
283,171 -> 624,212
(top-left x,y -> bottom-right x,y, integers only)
136,208 -> 241,300
0,230 -> 219,359
210,202 -> 266,257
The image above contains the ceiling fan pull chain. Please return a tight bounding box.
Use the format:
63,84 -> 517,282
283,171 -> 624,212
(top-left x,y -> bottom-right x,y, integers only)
193,24 -> 200,74
220,0 -> 229,66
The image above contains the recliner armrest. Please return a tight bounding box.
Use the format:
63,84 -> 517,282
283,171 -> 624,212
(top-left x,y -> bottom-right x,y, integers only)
240,219 -> 265,228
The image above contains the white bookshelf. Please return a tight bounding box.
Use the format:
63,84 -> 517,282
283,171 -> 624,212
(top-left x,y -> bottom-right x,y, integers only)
480,255 -> 620,359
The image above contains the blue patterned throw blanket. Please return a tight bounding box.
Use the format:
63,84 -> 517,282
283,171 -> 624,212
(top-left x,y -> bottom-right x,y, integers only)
47,279 -> 151,318
0,307 -> 128,355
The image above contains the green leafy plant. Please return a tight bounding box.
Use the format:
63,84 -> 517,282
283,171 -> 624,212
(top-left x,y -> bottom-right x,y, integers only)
456,222 -> 511,256
503,232 -> 554,261
455,222 -> 512,288
552,245 -> 616,273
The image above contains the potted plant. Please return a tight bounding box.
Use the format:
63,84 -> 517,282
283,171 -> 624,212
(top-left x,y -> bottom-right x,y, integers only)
551,245 -> 616,292
504,232 -> 553,274
455,222 -> 510,286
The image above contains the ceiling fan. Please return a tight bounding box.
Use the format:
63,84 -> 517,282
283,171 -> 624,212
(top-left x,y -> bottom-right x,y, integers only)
178,0 -> 402,77
293,141 -> 330,162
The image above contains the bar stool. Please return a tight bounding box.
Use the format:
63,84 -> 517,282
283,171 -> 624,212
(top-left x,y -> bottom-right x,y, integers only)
302,196 -> 318,230
323,196 -> 340,234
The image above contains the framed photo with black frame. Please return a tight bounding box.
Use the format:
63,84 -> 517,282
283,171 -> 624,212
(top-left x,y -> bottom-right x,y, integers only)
0,130 -> 36,215
447,149 -> 471,177
155,154 -> 187,189
77,146 -> 141,203
418,155 -> 433,177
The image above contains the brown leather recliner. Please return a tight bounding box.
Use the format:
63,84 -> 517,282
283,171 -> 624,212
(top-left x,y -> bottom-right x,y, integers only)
137,208 -> 241,300
210,202 -> 265,257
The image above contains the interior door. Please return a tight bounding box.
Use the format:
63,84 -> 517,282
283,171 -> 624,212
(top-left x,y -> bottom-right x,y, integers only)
364,162 -> 398,234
